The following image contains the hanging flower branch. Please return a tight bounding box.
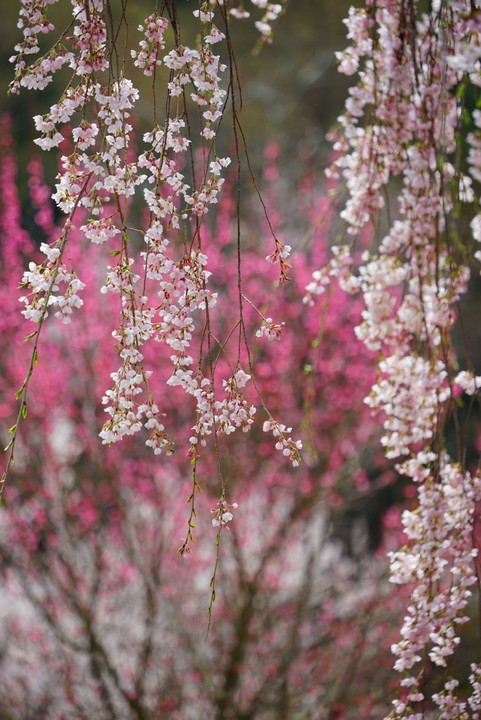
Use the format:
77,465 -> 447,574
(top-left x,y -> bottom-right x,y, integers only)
4,0 -> 294,550
307,0 -> 481,716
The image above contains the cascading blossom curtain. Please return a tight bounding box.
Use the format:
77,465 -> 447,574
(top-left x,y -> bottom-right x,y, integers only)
4,0 -> 298,557
306,0 -> 481,716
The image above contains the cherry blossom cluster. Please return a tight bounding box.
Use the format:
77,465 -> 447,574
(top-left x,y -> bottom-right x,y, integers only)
211,498 -> 238,529
185,370 -> 256,455
19,241 -> 85,324
248,0 -> 283,42
304,244 -> 361,303
227,0 -> 285,43
455,370 -> 481,396
469,665 -> 481,717
100,227 -> 216,453
262,419 -> 302,467
130,14 -> 168,77
215,369 -> 256,436
70,0 -> 108,76
265,239 -> 292,282
9,0 -> 60,93
256,316 -> 285,341
390,458 -> 481,675
306,0 -> 481,715
365,355 -> 449,459
99,260 -> 174,456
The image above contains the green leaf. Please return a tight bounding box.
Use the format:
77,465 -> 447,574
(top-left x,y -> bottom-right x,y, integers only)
8,425 -> 16,436
21,402 -> 28,419
24,331 -> 37,341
